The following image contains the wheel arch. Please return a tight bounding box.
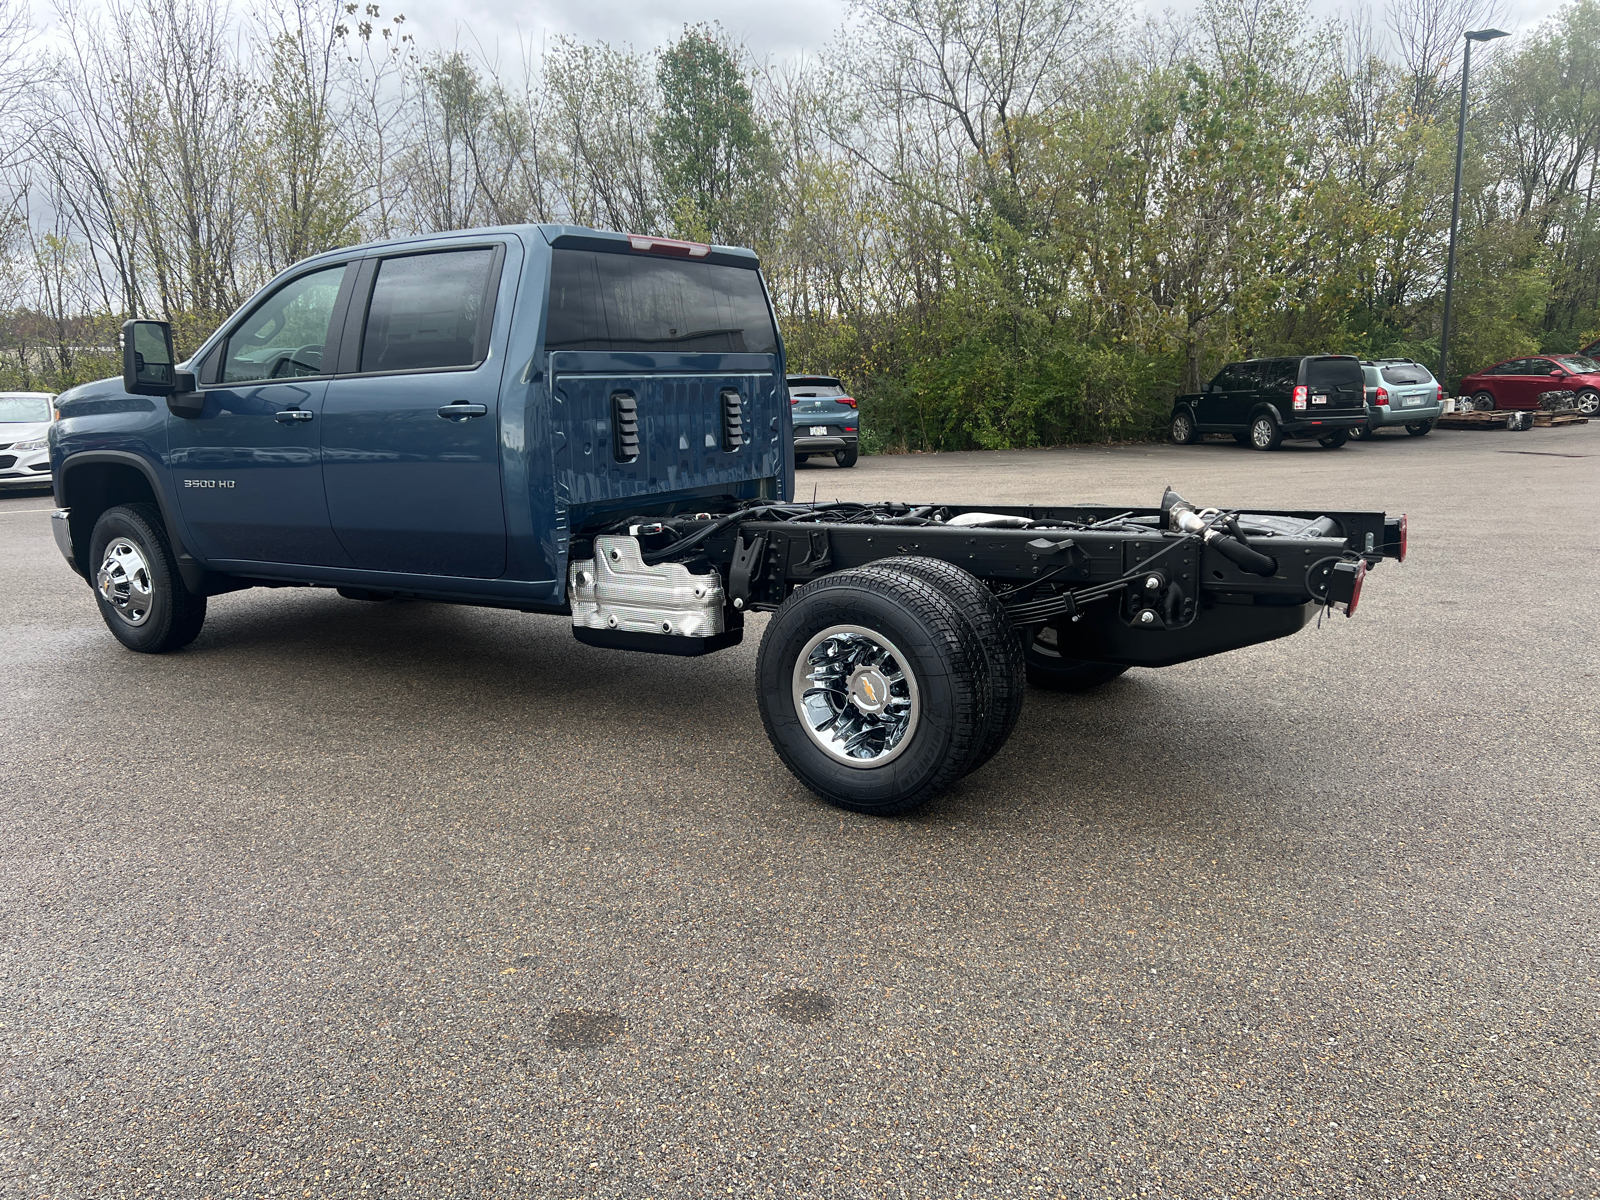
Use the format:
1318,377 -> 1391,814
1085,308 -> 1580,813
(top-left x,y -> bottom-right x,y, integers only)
58,452 -> 203,590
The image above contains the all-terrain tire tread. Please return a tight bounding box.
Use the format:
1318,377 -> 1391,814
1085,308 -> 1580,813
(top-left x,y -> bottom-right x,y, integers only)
860,556 -> 1025,775
756,567 -> 986,815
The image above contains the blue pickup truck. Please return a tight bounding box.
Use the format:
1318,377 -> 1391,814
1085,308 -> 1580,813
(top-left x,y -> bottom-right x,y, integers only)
49,224 -> 1407,815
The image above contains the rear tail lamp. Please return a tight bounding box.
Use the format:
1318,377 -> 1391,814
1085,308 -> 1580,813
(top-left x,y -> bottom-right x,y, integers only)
1436,384 -> 1445,404
1374,386 -> 1391,406
840,396 -> 858,408
1293,385 -> 1308,410
1327,558 -> 1367,617
1384,514 -> 1408,562
627,234 -> 711,258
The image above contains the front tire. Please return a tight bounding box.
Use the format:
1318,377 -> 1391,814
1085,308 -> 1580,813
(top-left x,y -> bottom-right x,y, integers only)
89,503 -> 207,653
1576,389 -> 1600,417
1318,429 -> 1350,448
1249,413 -> 1282,450
757,568 -> 988,815
1352,422 -> 1377,440
1021,623 -> 1129,692
1170,410 -> 1199,444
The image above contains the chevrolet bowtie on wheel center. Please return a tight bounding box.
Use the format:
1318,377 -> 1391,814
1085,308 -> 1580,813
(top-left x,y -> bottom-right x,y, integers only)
46,224 -> 1407,815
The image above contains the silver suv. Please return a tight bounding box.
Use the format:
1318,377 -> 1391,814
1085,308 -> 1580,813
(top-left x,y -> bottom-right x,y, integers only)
1353,360 -> 1443,439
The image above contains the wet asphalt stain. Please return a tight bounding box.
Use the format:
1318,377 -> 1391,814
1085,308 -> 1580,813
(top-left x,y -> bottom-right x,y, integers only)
546,1010 -> 625,1050
764,989 -> 835,1025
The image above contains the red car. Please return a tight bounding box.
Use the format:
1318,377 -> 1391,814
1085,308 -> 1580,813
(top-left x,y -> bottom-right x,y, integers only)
1458,354 -> 1600,416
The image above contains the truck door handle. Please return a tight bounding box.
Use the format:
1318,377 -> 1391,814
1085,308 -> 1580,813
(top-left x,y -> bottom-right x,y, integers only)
438,402 -> 488,420
275,408 -> 314,423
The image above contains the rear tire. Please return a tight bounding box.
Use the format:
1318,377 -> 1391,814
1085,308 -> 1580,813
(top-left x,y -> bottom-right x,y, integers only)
1170,410 -> 1199,444
1249,413 -> 1282,450
1405,421 -> 1432,436
794,454 -> 810,466
834,444 -> 859,468
757,568 -> 987,815
867,557 -> 1025,775
1471,391 -> 1496,412
1021,623 -> 1129,692
89,503 -> 207,653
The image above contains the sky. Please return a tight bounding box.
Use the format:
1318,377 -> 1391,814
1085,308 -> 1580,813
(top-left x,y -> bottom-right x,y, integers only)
24,0 -> 1576,70
375,0 -> 1572,66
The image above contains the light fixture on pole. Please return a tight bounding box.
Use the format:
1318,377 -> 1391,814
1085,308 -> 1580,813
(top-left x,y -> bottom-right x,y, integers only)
1439,27 -> 1509,395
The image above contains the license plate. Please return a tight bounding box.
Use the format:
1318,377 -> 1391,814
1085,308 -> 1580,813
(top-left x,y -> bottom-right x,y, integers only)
1311,394 -> 1327,404
810,426 -> 828,436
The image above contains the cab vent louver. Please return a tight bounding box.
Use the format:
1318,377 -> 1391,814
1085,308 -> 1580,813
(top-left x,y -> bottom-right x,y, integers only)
721,388 -> 744,451
612,392 -> 639,462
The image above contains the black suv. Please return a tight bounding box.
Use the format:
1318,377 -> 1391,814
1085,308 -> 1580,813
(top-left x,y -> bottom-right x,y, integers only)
1170,356 -> 1368,450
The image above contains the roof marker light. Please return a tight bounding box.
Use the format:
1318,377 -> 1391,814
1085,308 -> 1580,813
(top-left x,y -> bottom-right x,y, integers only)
627,235 -> 711,258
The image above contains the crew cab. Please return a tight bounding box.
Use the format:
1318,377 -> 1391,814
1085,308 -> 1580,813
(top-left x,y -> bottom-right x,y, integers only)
49,225 -> 1407,816
1170,356 -> 1368,449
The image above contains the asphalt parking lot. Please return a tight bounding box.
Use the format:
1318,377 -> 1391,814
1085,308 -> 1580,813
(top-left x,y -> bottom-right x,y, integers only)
3,423 -> 1598,1198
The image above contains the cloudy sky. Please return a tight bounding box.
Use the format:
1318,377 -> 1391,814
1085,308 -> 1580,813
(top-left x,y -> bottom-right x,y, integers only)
380,0 -> 1569,66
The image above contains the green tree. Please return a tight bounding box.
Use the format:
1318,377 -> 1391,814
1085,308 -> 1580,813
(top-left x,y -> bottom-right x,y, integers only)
652,24 -> 774,245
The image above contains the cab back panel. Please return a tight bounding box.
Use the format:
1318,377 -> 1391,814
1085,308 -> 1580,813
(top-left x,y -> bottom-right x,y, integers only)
550,350 -> 785,524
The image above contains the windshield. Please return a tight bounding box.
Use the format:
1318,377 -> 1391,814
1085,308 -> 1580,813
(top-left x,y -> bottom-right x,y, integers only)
1380,364 -> 1434,386
1556,356 -> 1598,373
790,382 -> 844,398
0,396 -> 52,422
546,249 -> 778,354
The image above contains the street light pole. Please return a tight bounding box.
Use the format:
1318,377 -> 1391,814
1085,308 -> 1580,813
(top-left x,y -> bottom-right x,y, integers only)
1439,27 -> 1509,394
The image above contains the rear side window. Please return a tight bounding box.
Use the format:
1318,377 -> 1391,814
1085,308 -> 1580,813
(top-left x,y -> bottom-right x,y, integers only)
1380,364 -> 1433,385
1304,357 -> 1363,396
1262,359 -> 1299,390
546,249 -> 778,354
361,249 -> 498,373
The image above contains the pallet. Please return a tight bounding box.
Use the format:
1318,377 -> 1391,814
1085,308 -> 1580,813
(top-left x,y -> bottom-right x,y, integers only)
1435,410 -> 1590,430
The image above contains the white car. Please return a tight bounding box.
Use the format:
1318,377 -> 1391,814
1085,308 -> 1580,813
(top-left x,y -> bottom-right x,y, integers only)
0,392 -> 58,491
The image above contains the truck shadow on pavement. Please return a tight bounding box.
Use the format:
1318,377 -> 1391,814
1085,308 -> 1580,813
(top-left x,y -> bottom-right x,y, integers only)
78,586 -> 1296,827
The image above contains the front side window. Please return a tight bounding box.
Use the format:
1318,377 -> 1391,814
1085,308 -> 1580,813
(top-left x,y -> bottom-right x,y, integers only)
1558,356 -> 1600,372
546,249 -> 778,355
361,249 -> 498,373
222,265 -> 348,384
1210,365 -> 1250,391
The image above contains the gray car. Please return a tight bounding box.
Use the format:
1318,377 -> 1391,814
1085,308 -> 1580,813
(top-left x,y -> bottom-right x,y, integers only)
1353,360 -> 1443,439
0,392 -> 57,489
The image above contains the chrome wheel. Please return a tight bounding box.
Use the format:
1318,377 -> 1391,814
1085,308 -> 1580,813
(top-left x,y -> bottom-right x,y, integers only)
97,538 -> 153,626
1578,390 -> 1600,416
1251,418 -> 1275,449
791,625 -> 920,768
